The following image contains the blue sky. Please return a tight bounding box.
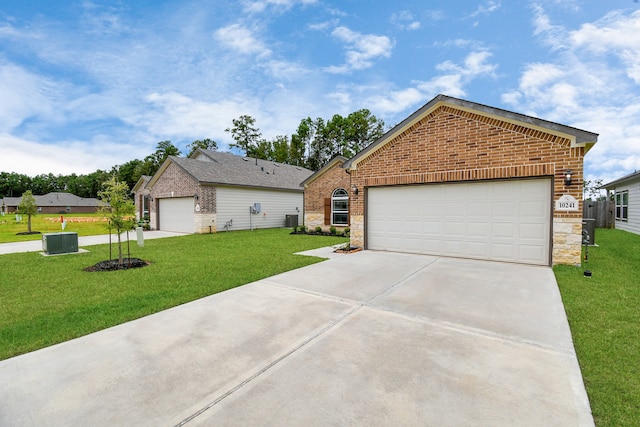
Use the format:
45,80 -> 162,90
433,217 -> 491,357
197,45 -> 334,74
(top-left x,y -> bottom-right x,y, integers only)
1,0 -> 639,186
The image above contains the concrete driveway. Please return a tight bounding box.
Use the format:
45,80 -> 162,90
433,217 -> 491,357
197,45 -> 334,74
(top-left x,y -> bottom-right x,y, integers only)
0,249 -> 593,426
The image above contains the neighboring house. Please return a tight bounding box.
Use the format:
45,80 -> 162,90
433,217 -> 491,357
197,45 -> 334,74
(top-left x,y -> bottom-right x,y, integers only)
132,175 -> 152,221
1,192 -> 105,214
303,94 -> 598,266
301,156 -> 350,231
136,149 -> 312,233
602,171 -> 640,235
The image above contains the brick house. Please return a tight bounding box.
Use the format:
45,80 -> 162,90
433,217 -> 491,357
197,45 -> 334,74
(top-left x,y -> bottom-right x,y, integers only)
303,94 -> 598,266
135,149 -> 312,233
1,192 -> 105,214
301,156 -> 350,232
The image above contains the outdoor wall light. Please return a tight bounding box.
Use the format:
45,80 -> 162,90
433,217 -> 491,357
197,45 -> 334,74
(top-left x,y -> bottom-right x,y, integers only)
564,170 -> 573,186
194,194 -> 199,200
352,185 -> 359,195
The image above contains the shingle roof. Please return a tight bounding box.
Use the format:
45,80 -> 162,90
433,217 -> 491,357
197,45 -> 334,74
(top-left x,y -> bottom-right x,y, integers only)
601,170 -> 640,189
166,150 -> 313,191
2,192 -> 104,207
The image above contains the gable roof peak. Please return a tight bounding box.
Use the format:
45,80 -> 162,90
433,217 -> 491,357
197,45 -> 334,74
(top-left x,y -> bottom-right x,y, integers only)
344,94 -> 599,170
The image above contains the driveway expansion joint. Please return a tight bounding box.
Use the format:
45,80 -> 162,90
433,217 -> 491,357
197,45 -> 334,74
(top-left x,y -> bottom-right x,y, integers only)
175,305 -> 363,426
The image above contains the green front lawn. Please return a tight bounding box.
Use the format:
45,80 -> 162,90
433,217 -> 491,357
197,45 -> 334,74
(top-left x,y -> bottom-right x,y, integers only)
0,213 -> 110,243
554,228 -> 640,427
0,228 -> 347,360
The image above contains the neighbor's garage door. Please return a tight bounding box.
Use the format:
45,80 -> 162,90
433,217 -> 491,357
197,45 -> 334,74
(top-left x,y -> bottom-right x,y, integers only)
158,197 -> 194,233
367,179 -> 551,265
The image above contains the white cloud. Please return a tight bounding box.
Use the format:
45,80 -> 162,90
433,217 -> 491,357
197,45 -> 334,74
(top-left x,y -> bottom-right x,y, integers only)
143,92 -> 249,143
0,133 -> 139,175
327,26 -> 393,73
569,10 -> 640,83
242,0 -> 317,14
0,63 -> 61,132
366,87 -> 425,115
214,24 -> 272,57
468,1 -> 501,18
391,11 -> 421,31
503,7 -> 640,179
364,50 -> 498,116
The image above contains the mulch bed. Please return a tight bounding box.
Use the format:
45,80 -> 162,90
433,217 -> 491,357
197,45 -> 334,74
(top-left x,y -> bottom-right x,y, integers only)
334,246 -> 363,254
84,258 -> 149,272
16,231 -> 42,235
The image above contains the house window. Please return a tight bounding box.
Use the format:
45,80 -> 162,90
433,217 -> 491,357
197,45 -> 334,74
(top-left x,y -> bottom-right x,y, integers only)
332,188 -> 349,225
615,191 -> 628,221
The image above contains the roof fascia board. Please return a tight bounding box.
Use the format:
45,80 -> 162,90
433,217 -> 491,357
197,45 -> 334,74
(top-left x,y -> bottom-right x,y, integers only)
301,156 -> 347,188
602,171 -> 640,189
147,157 -> 197,189
213,183 -> 303,193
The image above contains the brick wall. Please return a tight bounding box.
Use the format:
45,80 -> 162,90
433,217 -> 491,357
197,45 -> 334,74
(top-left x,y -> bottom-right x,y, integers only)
303,159 -> 351,231
346,105 -> 585,265
142,164 -> 219,232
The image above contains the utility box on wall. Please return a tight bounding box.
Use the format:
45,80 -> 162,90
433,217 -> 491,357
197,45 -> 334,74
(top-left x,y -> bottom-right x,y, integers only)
42,232 -> 79,255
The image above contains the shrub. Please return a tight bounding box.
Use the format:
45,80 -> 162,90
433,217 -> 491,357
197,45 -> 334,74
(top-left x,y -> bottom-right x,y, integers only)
344,227 -> 350,236
329,226 -> 337,235
315,226 -> 322,233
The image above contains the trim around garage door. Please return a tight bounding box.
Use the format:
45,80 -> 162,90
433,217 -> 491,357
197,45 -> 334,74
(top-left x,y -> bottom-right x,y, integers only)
366,178 -> 552,265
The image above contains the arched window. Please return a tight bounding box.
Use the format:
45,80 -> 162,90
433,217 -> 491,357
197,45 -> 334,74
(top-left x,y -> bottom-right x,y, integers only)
331,188 -> 349,225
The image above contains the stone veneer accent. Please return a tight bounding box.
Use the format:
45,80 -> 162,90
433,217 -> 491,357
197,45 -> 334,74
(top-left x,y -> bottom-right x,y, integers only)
303,158 -> 352,233
552,217 -> 584,266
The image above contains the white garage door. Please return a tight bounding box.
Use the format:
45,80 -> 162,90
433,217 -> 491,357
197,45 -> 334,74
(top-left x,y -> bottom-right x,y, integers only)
367,179 -> 551,265
159,197 -> 194,233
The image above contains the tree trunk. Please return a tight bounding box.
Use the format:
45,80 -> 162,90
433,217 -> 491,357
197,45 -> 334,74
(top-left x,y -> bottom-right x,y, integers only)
117,232 -> 123,264
27,215 -> 32,233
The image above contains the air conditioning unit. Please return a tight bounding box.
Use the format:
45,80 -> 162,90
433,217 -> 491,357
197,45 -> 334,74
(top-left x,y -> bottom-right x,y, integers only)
42,232 -> 79,255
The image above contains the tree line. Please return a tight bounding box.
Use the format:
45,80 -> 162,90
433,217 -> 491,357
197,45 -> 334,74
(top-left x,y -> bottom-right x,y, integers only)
0,109 -> 385,198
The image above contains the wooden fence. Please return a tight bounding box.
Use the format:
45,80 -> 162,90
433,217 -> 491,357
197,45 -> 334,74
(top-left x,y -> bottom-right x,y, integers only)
583,200 -> 614,228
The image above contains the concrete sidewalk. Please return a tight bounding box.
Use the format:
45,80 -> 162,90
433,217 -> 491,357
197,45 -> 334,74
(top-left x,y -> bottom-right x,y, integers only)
0,251 -> 593,426
0,230 -> 186,255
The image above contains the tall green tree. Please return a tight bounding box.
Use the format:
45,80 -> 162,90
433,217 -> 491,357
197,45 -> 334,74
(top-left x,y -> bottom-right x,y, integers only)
186,138 -> 218,157
98,177 -> 136,264
17,190 -> 38,234
225,115 -> 262,157
137,141 -> 181,177
113,159 -> 144,192
290,110 -> 385,170
343,109 -> 385,157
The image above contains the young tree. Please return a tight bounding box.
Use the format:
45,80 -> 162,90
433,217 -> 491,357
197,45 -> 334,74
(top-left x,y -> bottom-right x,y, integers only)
17,190 -> 38,234
98,177 -> 136,264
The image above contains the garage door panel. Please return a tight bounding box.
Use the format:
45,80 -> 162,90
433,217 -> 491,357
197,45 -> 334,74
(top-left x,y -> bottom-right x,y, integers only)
367,179 -> 551,265
493,223 -> 516,238
444,221 -> 466,236
159,198 -> 194,233
468,222 -> 490,238
520,223 -> 546,239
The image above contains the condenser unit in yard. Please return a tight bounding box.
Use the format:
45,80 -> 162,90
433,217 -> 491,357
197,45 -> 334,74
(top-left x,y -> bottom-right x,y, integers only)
42,232 -> 79,255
